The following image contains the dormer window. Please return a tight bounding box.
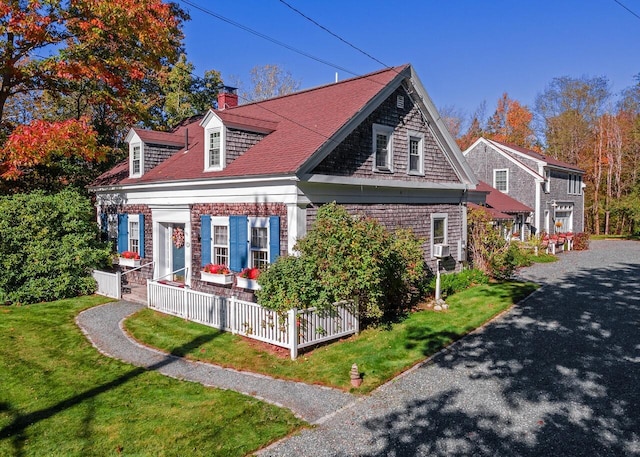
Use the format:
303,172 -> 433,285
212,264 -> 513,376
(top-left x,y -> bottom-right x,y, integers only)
130,143 -> 143,177
205,127 -> 224,171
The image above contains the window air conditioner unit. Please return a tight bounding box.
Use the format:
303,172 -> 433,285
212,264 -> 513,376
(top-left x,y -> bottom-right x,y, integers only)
433,243 -> 450,258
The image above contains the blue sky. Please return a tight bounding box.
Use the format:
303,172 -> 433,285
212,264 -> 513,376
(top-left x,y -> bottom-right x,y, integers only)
181,0 -> 640,120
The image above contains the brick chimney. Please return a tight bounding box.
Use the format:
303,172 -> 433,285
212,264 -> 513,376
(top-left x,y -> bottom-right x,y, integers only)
217,86 -> 238,110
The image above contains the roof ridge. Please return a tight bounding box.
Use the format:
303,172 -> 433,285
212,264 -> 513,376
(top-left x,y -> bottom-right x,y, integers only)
229,64 -> 410,108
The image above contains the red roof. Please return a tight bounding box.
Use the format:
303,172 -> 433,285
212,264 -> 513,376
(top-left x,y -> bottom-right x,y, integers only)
95,65 -> 409,186
475,181 -> 532,214
488,139 -> 584,173
469,203 -> 513,221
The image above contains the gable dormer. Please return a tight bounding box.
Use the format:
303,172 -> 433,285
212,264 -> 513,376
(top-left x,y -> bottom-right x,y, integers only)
125,128 -> 186,178
199,108 -> 278,172
200,111 -> 227,172
126,130 -> 144,178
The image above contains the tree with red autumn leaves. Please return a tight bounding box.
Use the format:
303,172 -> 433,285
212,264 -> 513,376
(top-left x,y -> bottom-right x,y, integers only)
0,0 -> 187,191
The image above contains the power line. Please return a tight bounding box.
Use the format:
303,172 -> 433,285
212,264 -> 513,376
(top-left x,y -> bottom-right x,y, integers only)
178,0 -> 359,77
612,0 -> 640,21
277,0 -> 391,69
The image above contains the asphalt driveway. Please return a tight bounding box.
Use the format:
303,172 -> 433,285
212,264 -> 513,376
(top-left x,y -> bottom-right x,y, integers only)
260,240 -> 640,456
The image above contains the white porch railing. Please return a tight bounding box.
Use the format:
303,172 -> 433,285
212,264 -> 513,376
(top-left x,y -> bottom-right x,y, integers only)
147,281 -> 359,359
92,270 -> 121,299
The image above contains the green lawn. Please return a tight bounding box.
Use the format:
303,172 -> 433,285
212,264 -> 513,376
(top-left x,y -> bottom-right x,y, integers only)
0,296 -> 305,457
126,281 -> 538,393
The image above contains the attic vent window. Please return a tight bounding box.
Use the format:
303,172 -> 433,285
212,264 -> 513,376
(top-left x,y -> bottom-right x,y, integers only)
396,95 -> 405,109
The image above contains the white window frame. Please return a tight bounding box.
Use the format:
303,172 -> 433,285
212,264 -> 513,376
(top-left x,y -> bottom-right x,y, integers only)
430,213 -> 448,258
210,216 -> 229,266
249,217 -> 270,269
567,174 -> 582,195
372,124 -> 394,172
493,168 -> 509,193
544,169 -> 551,193
205,127 -> 225,171
130,143 -> 143,178
128,215 -> 141,254
407,132 -> 424,175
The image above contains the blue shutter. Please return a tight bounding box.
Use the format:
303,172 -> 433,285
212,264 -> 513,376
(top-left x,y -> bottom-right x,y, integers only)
269,216 -> 280,264
117,214 -> 128,253
138,214 -> 145,258
229,215 -> 248,272
200,215 -> 211,267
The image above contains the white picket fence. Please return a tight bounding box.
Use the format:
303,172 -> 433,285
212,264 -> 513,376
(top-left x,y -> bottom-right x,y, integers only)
92,270 -> 121,299
147,281 -> 359,359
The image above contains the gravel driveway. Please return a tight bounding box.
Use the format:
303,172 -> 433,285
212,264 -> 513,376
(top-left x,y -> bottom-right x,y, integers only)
259,240 -> 640,456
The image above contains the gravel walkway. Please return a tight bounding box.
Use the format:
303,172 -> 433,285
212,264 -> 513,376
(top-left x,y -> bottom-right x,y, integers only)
259,240 -> 640,456
76,301 -> 355,424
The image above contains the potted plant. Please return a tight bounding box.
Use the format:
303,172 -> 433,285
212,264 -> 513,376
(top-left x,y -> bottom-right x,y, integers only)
236,267 -> 261,290
119,250 -> 140,267
201,263 -> 234,285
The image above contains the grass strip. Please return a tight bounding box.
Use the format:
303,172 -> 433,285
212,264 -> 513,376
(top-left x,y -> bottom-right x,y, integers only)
0,296 -> 304,457
126,281 -> 538,393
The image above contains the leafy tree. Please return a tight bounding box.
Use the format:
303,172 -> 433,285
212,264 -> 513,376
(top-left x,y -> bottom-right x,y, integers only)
485,93 -> 536,148
161,54 -> 222,128
241,64 -> 301,102
0,0 -> 187,125
0,1 -> 188,192
0,189 -> 112,305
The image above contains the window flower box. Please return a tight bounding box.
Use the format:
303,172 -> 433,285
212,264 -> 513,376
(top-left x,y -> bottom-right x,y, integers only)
237,268 -> 261,290
119,251 -> 140,267
201,264 -> 234,285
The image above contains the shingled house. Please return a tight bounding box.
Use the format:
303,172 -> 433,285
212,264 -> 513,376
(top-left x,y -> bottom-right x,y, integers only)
90,64 -> 479,300
463,138 -> 585,237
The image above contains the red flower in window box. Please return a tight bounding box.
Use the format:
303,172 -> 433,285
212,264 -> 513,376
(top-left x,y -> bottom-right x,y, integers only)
202,264 -> 230,274
239,267 -> 261,280
120,251 -> 140,260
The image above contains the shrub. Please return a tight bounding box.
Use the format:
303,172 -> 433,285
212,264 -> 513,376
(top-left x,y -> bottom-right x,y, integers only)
573,232 -> 590,250
0,189 -> 111,304
489,243 -> 520,280
427,268 -> 489,297
257,203 -> 426,323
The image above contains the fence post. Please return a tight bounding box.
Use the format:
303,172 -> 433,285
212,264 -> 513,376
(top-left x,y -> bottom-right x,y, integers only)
183,286 -> 189,319
230,296 -> 237,334
288,308 -> 298,360
116,270 -> 122,300
354,298 -> 360,335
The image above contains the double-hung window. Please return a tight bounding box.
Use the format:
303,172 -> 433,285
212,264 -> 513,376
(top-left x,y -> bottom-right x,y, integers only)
129,219 -> 140,253
131,144 -> 142,176
212,218 -> 229,265
209,130 -> 221,168
408,133 -> 424,174
493,169 -> 509,193
431,213 -> 448,257
250,218 -> 269,270
373,124 -> 393,172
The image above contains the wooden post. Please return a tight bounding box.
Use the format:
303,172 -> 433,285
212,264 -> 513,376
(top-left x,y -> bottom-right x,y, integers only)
116,270 -> 122,300
288,308 -> 298,360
